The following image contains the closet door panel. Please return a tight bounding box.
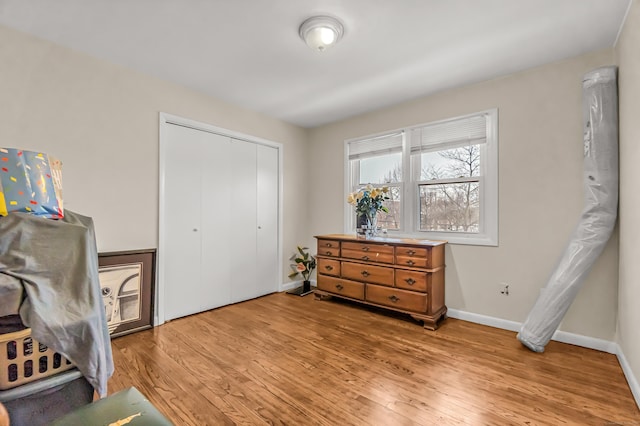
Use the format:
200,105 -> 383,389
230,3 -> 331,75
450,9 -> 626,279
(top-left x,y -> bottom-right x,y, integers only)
200,133 -> 233,309
256,144 -> 279,296
163,124 -> 204,321
229,139 -> 258,303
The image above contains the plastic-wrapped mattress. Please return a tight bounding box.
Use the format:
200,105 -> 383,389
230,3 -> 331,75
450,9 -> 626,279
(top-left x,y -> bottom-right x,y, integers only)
518,66 -> 618,352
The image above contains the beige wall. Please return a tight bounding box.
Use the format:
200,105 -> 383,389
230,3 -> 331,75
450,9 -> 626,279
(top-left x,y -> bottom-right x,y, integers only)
617,0 -> 640,395
0,25 -> 309,284
0,21 -> 625,342
308,49 -> 618,340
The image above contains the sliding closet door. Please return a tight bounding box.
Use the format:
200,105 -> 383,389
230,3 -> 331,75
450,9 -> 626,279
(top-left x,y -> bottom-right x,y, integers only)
163,124 -> 232,321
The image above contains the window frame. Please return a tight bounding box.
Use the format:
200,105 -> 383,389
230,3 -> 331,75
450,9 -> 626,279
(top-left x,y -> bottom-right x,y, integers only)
344,109 -> 498,246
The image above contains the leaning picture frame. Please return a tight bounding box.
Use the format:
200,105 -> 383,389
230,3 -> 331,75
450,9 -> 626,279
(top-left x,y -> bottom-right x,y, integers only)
98,249 -> 156,338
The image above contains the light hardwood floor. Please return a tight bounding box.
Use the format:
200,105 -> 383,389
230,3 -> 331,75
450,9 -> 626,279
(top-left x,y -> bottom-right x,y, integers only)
108,292 -> 639,425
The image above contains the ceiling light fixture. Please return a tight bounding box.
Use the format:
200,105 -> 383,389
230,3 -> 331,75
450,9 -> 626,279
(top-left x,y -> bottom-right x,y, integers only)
299,16 -> 344,52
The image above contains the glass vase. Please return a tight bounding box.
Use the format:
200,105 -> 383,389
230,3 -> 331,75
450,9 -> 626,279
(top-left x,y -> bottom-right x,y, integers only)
364,212 -> 378,239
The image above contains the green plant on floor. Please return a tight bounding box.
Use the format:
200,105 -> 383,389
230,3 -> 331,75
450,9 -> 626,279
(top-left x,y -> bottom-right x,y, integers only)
288,246 -> 316,282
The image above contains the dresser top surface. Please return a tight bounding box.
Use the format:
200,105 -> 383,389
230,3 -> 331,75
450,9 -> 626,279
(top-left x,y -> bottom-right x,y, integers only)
315,234 -> 447,247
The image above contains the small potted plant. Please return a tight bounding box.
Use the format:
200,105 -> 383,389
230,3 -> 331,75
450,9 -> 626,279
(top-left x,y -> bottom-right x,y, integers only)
288,246 -> 317,296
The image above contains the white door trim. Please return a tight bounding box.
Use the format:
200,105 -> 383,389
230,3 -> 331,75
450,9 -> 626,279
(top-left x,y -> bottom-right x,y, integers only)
157,112 -> 284,326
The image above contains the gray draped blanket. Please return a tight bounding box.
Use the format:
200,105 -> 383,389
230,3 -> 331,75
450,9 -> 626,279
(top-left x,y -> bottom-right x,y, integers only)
0,210 -> 113,397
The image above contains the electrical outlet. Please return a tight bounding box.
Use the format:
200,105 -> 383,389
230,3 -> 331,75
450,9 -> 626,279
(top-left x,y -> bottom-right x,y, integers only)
500,283 -> 510,296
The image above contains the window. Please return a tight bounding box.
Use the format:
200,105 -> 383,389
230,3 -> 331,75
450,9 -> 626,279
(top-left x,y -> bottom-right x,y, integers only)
345,109 -> 498,246
347,132 -> 403,231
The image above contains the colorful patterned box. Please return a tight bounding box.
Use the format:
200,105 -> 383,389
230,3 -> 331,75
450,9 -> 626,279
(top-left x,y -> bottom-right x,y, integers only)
0,148 -> 64,219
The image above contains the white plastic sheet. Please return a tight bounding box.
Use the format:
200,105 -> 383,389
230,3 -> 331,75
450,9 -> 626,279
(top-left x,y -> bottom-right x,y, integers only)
518,66 -> 618,352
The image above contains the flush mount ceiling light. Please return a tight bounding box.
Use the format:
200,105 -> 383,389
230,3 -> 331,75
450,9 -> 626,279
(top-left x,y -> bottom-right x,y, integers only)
299,15 -> 344,52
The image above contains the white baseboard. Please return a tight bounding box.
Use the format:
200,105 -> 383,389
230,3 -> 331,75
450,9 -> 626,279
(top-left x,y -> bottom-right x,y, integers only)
447,308 -> 522,333
447,308 -> 639,409
281,281 -> 299,291
280,280 -> 316,292
552,329 -> 618,354
615,345 -> 640,409
446,308 -> 617,353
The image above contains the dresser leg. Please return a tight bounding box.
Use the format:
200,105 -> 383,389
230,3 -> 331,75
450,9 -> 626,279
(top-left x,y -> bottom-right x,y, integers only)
422,318 -> 438,331
411,313 -> 445,330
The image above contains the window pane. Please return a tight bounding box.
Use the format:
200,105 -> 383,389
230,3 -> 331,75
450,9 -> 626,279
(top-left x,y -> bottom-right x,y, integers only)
359,152 -> 402,184
378,186 -> 401,230
419,182 -> 479,233
418,145 -> 480,181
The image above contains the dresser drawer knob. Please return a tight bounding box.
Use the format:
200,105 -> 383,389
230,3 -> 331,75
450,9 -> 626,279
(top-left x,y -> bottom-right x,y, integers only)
361,270 -> 370,277
362,246 -> 370,252
388,295 -> 400,303
325,265 -> 334,271
406,260 -> 415,266
405,278 -> 416,285
407,250 -> 416,255
326,251 -> 333,255
362,255 -> 370,261
336,284 -> 344,290
325,243 -> 332,247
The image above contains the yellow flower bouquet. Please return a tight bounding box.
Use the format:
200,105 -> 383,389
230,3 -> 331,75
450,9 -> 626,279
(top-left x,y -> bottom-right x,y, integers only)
347,184 -> 390,237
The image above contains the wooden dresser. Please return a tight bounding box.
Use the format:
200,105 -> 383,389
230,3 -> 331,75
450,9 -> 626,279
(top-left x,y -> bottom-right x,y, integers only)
314,234 -> 447,330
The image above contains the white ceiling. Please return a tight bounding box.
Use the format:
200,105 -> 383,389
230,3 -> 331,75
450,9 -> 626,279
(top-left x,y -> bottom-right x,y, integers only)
0,0 -> 631,128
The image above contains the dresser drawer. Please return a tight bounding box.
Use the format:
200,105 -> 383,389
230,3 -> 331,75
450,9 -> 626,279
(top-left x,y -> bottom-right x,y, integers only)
317,240 -> 340,258
395,256 -> 429,269
341,249 -> 394,264
396,246 -> 428,258
395,270 -> 428,292
366,284 -> 428,312
395,245 -> 441,268
319,246 -> 340,257
343,242 -> 393,254
342,261 -> 394,286
317,275 -> 364,300
318,258 -> 341,277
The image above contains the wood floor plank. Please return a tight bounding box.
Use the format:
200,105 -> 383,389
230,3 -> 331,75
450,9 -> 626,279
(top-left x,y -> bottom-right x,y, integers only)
108,292 -> 640,425
112,333 -> 236,425
161,317 -> 331,425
